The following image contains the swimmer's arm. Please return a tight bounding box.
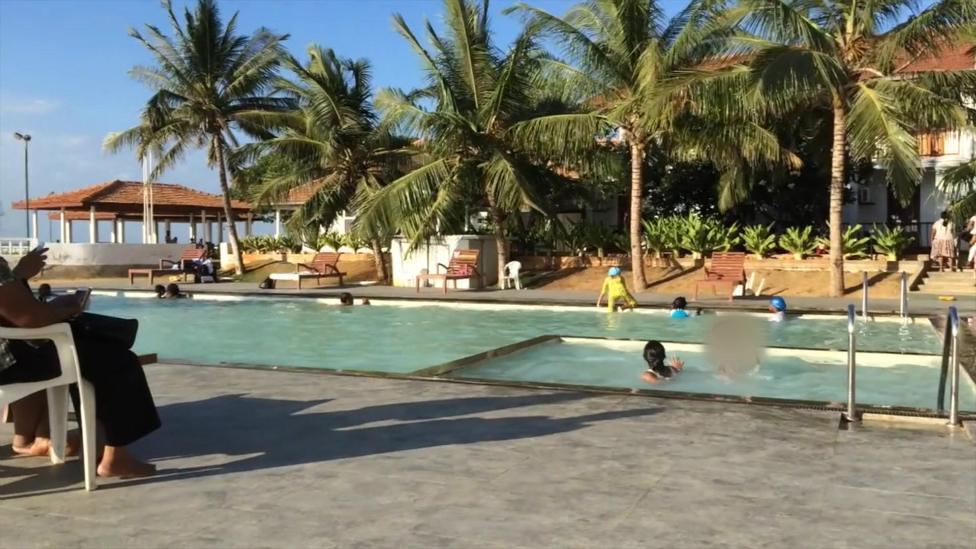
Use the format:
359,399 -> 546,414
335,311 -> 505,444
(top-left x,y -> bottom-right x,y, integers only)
596,279 -> 607,306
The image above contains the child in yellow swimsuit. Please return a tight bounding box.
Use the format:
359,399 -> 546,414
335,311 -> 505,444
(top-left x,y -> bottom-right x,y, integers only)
596,267 -> 638,312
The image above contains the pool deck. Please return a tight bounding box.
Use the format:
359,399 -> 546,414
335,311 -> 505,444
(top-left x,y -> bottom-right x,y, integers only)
60,279 -> 976,316
2,364 -> 974,548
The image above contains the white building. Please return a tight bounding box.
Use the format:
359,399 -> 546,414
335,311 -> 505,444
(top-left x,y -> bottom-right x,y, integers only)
842,43 -> 976,247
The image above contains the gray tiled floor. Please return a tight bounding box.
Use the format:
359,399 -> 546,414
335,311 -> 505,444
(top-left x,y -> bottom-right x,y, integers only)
2,364 -> 974,549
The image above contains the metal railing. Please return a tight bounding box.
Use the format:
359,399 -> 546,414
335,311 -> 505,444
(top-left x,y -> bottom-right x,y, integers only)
899,271 -> 909,320
844,304 -> 858,422
947,307 -> 961,426
0,237 -> 35,256
861,272 -> 869,321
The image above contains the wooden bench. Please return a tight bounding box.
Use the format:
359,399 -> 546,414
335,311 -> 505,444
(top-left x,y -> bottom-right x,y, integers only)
416,249 -> 483,293
270,253 -> 346,289
693,252 -> 746,302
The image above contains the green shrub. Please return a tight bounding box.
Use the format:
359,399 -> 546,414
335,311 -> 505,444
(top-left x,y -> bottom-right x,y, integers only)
818,224 -> 870,259
679,213 -> 739,259
317,232 -> 344,251
871,225 -> 914,260
779,226 -> 817,259
742,224 -> 777,258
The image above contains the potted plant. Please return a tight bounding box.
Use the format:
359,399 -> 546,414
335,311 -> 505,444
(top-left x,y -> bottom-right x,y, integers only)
779,226 -> 817,260
742,223 -> 777,259
818,224 -> 870,259
871,225 -> 914,261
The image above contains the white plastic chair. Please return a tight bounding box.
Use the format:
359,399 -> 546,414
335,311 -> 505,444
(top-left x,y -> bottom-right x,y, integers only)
0,323 -> 97,491
503,261 -> 523,290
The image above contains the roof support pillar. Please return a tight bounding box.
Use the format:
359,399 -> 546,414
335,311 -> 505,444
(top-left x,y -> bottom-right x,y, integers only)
30,211 -> 38,242
59,208 -> 66,243
117,219 -> 125,244
188,212 -> 196,242
274,209 -> 282,238
89,206 -> 97,243
202,210 -> 211,243
110,218 -> 117,243
164,219 -> 172,243
65,219 -> 73,244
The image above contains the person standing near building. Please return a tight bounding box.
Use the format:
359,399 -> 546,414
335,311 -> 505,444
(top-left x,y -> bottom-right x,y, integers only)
930,211 -> 957,272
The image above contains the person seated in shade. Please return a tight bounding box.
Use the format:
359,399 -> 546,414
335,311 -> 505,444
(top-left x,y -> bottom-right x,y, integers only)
339,292 -> 354,306
768,296 -> 787,322
0,249 -> 160,477
641,340 -> 684,384
596,267 -> 637,312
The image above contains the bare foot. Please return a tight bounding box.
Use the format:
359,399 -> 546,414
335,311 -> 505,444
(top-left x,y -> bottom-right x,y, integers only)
16,437 -> 52,457
97,448 -> 156,479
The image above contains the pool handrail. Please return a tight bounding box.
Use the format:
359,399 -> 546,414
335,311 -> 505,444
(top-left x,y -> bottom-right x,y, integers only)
845,304 -> 858,422
899,271 -> 909,319
861,272 -> 869,321
947,306 -> 961,426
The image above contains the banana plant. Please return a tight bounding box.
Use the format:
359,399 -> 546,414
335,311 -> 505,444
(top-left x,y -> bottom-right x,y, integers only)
818,224 -> 870,259
871,225 -> 914,261
742,224 -> 777,259
779,227 -> 818,260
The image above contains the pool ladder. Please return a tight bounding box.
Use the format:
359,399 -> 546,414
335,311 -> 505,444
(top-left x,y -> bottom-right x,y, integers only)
843,304 -> 859,423
937,306 -> 962,426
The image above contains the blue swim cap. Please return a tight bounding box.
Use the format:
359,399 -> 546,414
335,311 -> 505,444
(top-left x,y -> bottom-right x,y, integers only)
608,267 -> 622,277
770,296 -> 787,311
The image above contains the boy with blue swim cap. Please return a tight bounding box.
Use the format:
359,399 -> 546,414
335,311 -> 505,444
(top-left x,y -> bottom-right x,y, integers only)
768,296 -> 787,322
596,267 -> 637,312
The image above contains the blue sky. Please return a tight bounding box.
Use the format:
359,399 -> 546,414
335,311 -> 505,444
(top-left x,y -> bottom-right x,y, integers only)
0,0 -> 687,240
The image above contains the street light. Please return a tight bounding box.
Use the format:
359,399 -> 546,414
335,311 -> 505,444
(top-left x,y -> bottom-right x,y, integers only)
13,132 -> 31,239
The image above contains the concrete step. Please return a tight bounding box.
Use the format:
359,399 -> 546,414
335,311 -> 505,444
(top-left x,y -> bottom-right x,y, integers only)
918,280 -> 975,291
923,272 -> 975,282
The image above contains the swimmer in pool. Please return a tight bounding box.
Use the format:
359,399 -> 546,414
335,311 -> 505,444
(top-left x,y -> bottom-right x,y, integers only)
641,340 -> 685,384
768,296 -> 787,322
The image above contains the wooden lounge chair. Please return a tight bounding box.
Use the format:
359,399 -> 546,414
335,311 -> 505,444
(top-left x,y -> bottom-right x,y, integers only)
160,247 -> 207,282
128,247 -> 206,285
270,252 -> 346,289
416,248 -> 483,293
693,252 -> 746,302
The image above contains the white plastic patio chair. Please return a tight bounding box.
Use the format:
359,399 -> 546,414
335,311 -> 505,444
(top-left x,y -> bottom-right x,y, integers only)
0,323 -> 97,491
503,261 -> 523,290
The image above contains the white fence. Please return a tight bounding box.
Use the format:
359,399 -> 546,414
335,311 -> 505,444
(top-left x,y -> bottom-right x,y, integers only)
0,237 -> 37,257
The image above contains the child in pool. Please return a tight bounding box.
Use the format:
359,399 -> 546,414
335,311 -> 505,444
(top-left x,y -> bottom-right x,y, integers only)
669,296 -> 701,318
768,296 -> 787,322
596,267 -> 637,312
641,340 -> 685,384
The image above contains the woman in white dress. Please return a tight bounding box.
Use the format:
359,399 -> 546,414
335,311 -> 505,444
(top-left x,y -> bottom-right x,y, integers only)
930,210 -> 957,272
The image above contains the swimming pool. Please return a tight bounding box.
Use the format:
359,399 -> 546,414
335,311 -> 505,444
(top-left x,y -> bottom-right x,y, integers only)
88,293 -> 958,410
444,338 -> 975,411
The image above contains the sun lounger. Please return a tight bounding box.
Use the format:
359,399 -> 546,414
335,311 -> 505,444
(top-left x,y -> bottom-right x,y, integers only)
270,253 -> 346,289
693,252 -> 746,302
416,248 -> 483,293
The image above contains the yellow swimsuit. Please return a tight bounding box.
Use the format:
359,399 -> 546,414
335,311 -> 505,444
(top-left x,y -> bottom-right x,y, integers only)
602,276 -> 637,311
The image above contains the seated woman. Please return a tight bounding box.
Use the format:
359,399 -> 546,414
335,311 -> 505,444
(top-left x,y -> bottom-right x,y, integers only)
0,249 -> 161,478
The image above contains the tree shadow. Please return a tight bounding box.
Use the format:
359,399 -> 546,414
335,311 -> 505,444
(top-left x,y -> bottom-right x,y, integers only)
0,391 -> 662,498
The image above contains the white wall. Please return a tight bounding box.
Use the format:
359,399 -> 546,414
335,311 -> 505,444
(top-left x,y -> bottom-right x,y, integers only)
391,235 -> 498,289
43,243 -> 189,266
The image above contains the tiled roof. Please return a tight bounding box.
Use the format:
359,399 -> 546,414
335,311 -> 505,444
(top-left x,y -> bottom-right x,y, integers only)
896,42 -> 975,73
278,180 -> 324,206
46,211 -> 118,221
13,180 -> 251,212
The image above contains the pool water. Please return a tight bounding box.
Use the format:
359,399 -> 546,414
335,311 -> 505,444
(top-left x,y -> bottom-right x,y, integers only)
448,339 -> 976,411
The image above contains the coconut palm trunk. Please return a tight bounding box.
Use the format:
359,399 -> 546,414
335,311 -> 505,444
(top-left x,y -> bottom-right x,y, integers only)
828,101 -> 847,297
489,204 -> 509,289
629,140 -> 648,290
370,238 -> 388,283
214,138 -> 246,276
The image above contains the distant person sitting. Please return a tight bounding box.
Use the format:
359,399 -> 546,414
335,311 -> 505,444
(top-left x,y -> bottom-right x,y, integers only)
36,283 -> 53,303
339,292 -> 354,306
768,296 -> 787,322
641,340 -> 684,384
162,283 -> 186,299
361,298 -> 371,306
193,250 -> 216,282
154,284 -> 166,299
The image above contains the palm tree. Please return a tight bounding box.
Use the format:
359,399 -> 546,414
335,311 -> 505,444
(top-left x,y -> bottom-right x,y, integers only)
730,0 -> 975,296
237,46 -> 415,282
507,0 -> 763,290
355,0 -> 594,287
105,0 -> 289,275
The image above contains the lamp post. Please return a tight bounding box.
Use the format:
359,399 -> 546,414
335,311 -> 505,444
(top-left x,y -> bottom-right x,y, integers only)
13,132 -> 31,239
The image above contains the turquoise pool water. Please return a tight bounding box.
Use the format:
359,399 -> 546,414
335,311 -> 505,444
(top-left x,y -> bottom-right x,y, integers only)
91,295 -> 940,376
448,339 -> 975,411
